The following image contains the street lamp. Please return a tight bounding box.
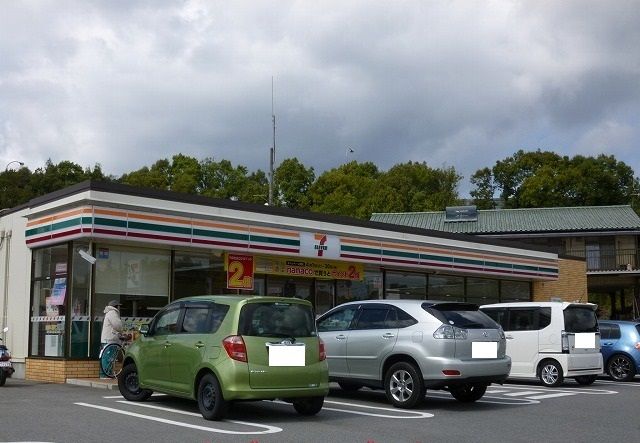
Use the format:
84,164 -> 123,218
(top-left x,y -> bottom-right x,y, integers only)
4,161 -> 24,171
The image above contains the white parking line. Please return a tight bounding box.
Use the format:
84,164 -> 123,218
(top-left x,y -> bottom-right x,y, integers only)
74,402 -> 282,435
503,391 -> 542,397
485,389 -> 509,394
526,392 -> 576,400
320,400 -> 433,418
500,384 -> 617,395
425,391 -> 540,405
597,380 -> 640,387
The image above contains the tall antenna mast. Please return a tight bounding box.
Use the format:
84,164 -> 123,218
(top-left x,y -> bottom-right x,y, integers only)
268,77 -> 276,206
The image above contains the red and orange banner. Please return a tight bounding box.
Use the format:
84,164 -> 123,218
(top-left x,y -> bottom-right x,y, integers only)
226,253 -> 255,290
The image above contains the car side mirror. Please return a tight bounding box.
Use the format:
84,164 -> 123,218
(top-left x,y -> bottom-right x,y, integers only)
139,324 -> 150,336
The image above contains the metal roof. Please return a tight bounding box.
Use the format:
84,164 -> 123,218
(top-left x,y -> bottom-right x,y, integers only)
370,205 -> 640,235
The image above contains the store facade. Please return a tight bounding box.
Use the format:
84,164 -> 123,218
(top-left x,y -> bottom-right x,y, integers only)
0,181 -> 568,382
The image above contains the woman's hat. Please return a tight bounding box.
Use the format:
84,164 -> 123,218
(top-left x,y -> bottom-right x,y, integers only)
108,300 -> 122,307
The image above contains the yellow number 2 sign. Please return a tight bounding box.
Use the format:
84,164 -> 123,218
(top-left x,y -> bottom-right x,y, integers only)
226,253 -> 255,290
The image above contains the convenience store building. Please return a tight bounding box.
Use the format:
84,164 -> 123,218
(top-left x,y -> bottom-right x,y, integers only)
0,181 -> 583,382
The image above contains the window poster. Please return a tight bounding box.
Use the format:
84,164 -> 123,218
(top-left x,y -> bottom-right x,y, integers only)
127,259 -> 141,289
50,278 -> 67,305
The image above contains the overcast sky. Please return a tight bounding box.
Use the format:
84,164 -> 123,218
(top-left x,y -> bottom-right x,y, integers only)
1,0 -> 639,196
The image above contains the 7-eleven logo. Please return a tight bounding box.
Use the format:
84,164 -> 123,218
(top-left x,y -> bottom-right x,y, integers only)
314,234 -> 328,257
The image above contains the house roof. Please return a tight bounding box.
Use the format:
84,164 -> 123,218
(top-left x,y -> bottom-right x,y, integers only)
370,205 -> 640,235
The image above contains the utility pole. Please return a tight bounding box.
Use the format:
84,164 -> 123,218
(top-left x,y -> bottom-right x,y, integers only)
268,77 -> 276,206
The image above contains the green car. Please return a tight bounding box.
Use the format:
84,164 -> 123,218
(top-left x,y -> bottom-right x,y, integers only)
118,295 -> 329,420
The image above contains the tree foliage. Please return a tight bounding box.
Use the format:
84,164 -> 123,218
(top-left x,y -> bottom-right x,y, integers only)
3,149 -> 638,219
1,160 -> 109,210
274,158 -> 315,210
472,150 -> 639,209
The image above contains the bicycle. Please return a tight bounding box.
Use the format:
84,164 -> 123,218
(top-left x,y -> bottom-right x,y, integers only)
99,331 -> 134,379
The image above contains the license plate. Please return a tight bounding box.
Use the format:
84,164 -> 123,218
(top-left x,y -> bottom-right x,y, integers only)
575,333 -> 596,349
0,361 -> 11,367
472,341 -> 498,358
267,343 -> 306,366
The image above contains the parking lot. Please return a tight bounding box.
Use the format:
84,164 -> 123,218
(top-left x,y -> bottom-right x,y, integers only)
1,377 -> 639,443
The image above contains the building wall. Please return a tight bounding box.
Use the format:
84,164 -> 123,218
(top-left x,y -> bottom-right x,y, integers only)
0,208 -> 31,379
26,358 -> 100,383
532,258 -> 587,302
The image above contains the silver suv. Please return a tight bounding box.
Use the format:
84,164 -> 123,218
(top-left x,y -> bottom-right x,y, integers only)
316,300 -> 511,408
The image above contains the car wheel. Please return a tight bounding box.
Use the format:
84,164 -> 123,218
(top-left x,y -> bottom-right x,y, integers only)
293,396 -> 325,416
0,371 -> 6,387
574,375 -> 598,385
384,362 -> 425,409
118,363 -> 153,401
197,373 -> 227,420
607,354 -> 636,382
449,383 -> 488,403
539,360 -> 564,387
338,382 -> 363,392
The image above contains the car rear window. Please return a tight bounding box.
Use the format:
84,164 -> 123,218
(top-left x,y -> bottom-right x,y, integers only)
239,302 -> 316,337
563,306 -> 598,333
422,303 -> 499,329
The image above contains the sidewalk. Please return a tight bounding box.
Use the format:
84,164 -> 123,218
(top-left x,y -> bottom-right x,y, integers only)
66,377 -> 118,390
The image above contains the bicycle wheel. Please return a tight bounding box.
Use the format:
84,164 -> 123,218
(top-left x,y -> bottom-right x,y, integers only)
100,344 -> 125,379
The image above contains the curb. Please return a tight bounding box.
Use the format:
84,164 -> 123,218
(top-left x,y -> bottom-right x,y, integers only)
66,378 -> 118,390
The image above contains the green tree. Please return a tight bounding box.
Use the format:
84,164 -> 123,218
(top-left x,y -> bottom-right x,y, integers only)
119,159 -> 172,190
381,161 -> 461,212
274,158 -> 315,210
473,150 -> 639,209
470,167 -> 497,209
200,158 -> 253,200
309,161 -> 385,219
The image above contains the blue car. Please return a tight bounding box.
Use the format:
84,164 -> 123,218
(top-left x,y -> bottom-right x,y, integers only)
598,320 -> 640,382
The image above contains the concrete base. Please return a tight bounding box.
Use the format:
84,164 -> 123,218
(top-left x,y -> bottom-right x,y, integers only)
66,377 -> 118,390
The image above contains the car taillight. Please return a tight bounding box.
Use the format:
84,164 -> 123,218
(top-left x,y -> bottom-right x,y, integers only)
561,331 -> 569,353
433,324 -> 468,340
319,339 -> 326,361
223,335 -> 247,362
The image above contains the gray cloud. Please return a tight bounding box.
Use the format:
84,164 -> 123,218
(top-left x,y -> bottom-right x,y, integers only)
1,0 -> 639,195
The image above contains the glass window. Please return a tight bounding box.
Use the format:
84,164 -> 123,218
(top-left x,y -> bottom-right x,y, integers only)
93,244 -> 171,355
508,308 -> 537,331
564,306 -> 598,333
609,324 -> 621,340
238,301 -> 316,337
154,308 -> 181,335
181,307 -> 211,333
500,280 -> 531,302
466,277 -> 499,305
30,245 -> 69,357
482,308 -> 507,329
428,274 -> 464,301
389,308 -> 418,328
173,251 -> 226,298
336,271 -> 382,305
539,308 -> 552,329
95,244 -> 170,297
423,303 -> 499,329
385,271 -> 426,300
598,324 -> 610,340
70,241 -> 92,358
315,281 -> 334,316
317,306 -> 358,332
354,307 -> 391,330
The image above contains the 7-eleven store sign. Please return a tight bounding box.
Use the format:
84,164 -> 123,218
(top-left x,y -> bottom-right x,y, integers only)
300,232 -> 340,259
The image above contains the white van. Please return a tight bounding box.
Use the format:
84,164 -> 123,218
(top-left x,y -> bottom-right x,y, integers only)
480,302 -> 603,386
